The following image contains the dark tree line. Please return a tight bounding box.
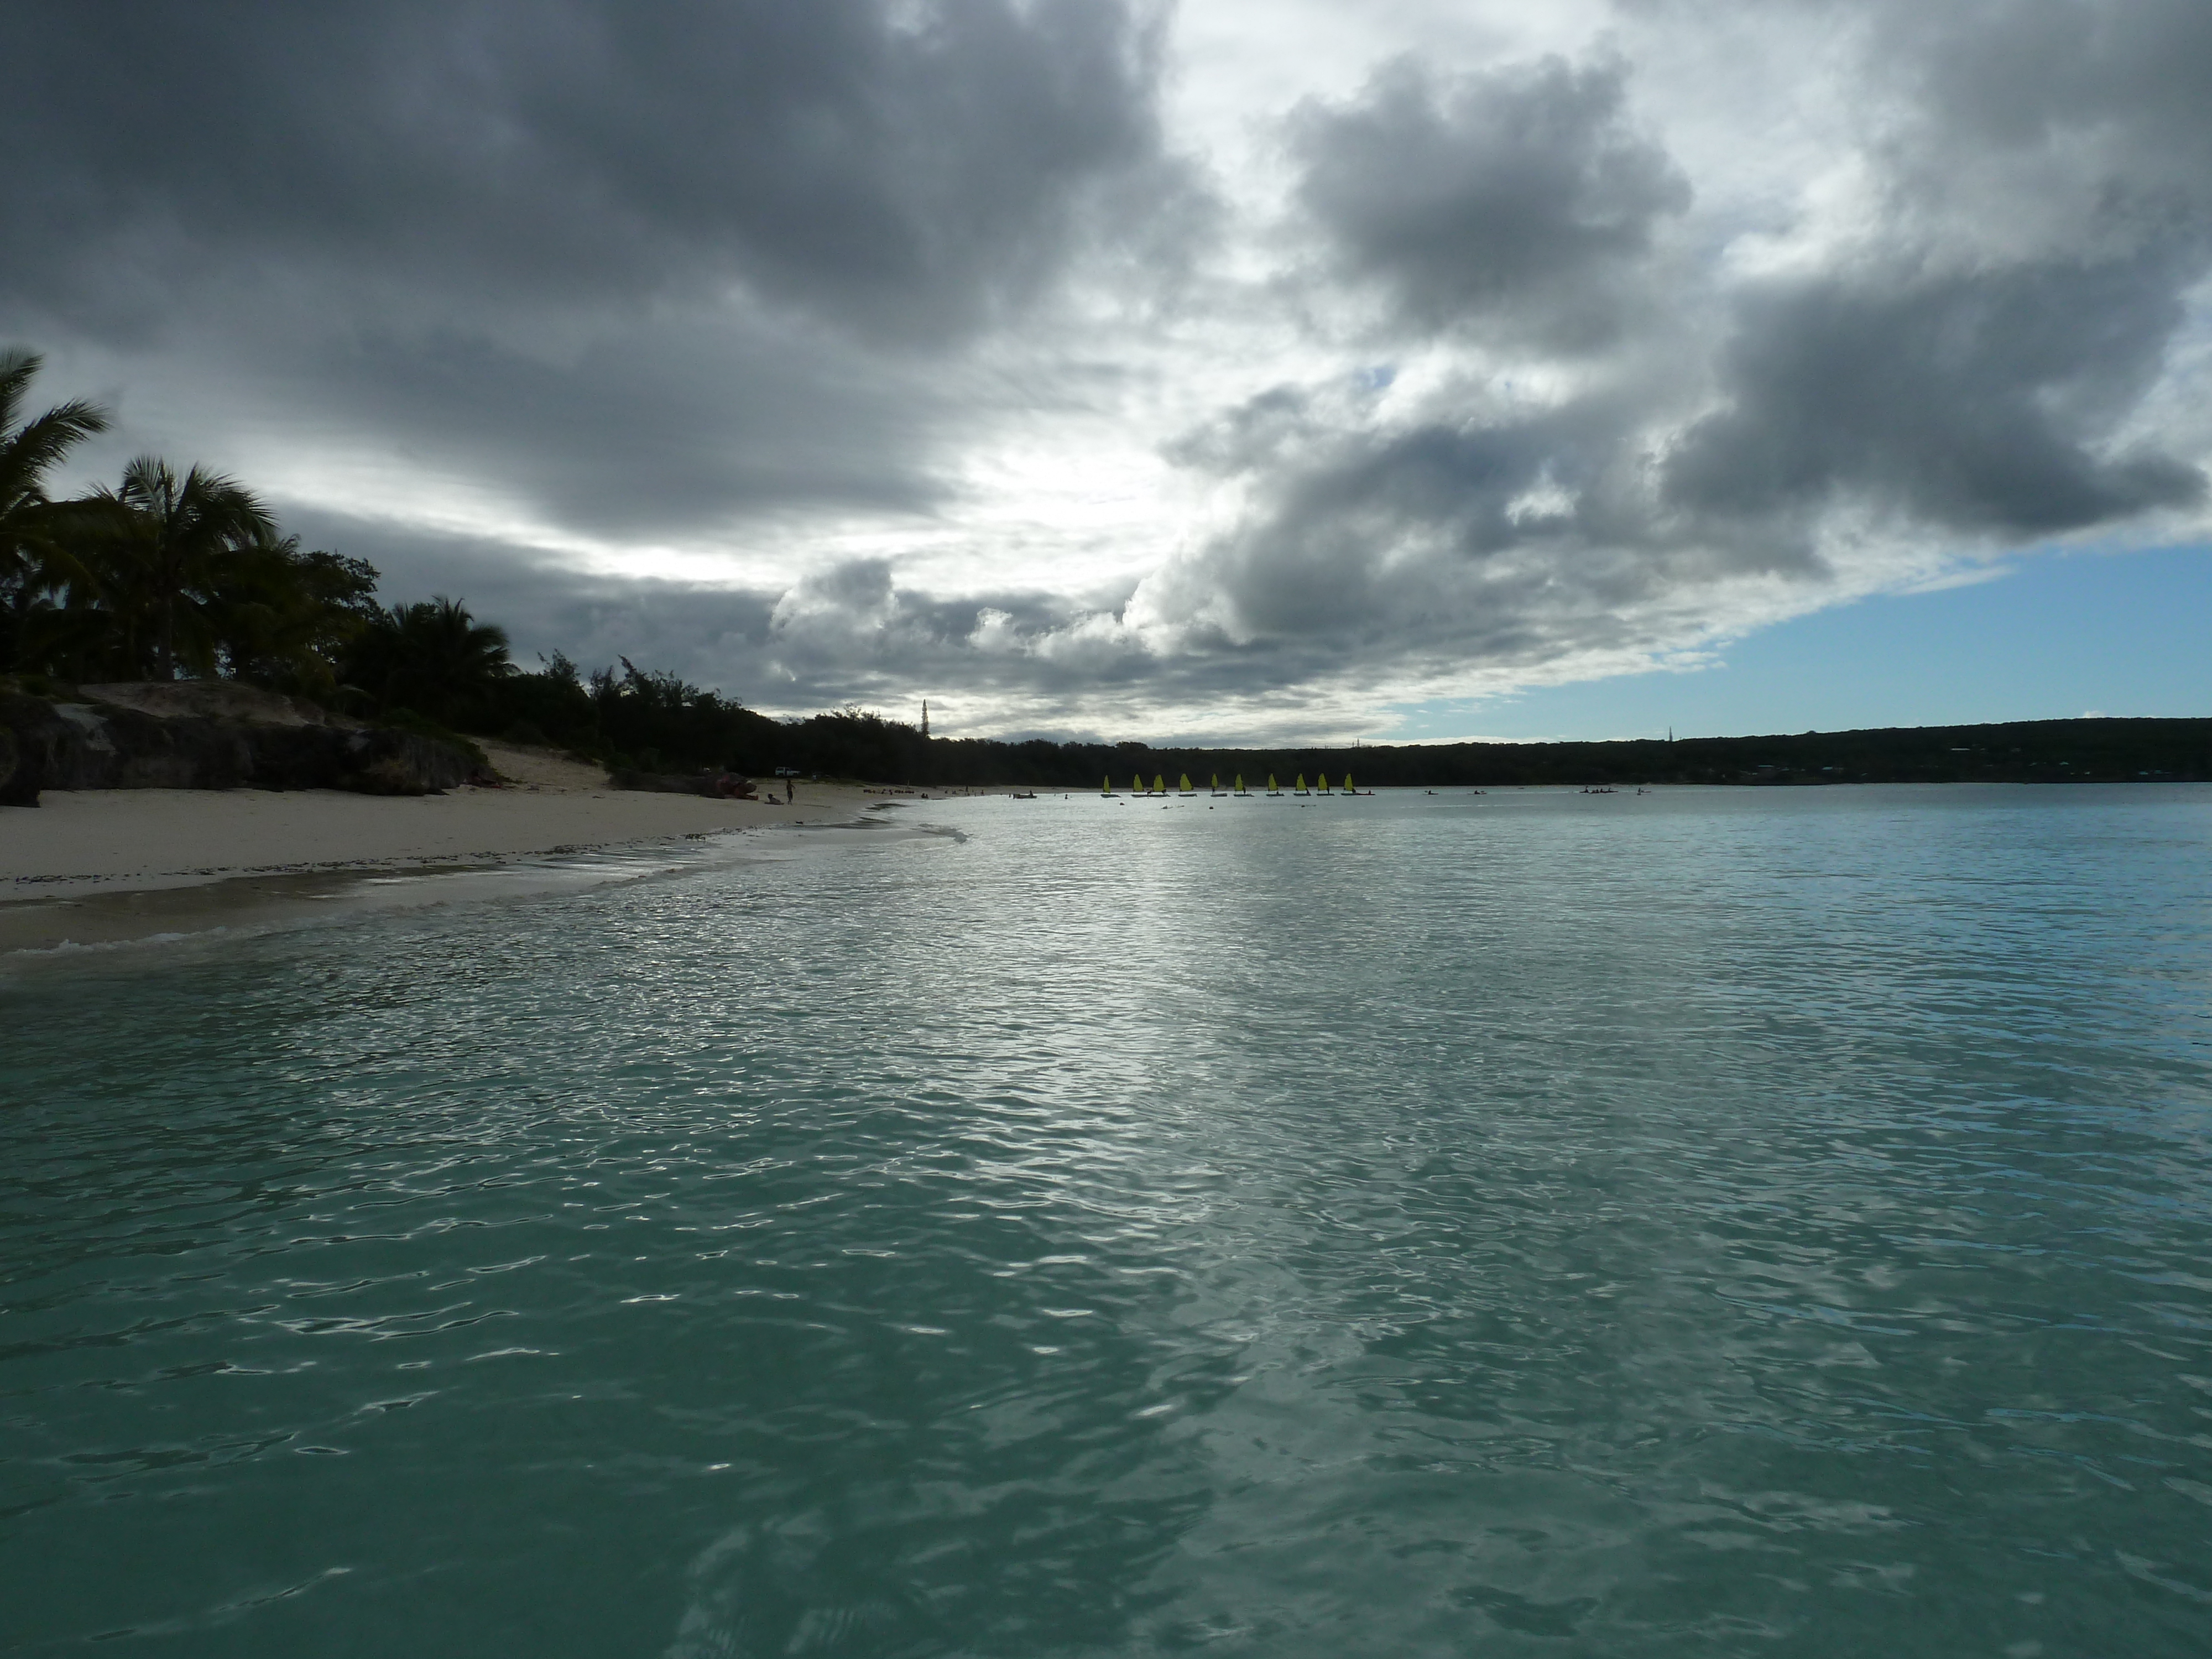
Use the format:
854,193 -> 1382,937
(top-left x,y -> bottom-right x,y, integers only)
6,349 -> 2205,786
0,348 -> 1031,779
2,352 -> 381,694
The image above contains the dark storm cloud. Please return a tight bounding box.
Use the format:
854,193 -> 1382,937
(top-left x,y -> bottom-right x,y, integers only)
1146,12 -> 2212,699
1167,384 -> 1582,638
1665,252 -> 2206,533
0,0 -> 1181,534
1289,54 -> 1689,347
1147,370 -> 1793,681
0,0 -> 1171,343
1140,51 -> 1736,677
1875,0 -> 2212,186
1660,0 -> 2212,534
306,317 -> 960,532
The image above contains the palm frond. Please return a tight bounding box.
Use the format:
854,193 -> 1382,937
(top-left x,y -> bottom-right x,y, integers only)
0,348 -> 40,435
2,399 -> 110,484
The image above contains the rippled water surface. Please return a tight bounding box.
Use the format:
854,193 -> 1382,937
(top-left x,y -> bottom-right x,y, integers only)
6,785 -> 2212,1656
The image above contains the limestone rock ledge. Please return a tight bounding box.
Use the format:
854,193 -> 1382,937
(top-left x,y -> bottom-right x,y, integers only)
0,681 -> 476,807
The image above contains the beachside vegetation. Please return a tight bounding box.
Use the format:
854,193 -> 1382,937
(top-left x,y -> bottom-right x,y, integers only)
0,348 -> 109,677
3,347 -> 2207,789
1,352 -> 381,692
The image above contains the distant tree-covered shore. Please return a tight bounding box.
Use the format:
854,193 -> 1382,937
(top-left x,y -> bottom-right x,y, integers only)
5,347 -> 2205,789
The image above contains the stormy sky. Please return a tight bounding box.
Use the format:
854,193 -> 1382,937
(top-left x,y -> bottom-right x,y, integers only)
4,0 -> 2208,739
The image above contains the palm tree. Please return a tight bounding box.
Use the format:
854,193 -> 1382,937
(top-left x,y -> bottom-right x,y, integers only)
209,533 -> 382,695
0,349 -> 109,672
95,457 -> 276,679
344,596 -> 513,724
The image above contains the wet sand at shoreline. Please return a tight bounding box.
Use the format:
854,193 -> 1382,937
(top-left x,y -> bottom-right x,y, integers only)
0,740 -> 878,953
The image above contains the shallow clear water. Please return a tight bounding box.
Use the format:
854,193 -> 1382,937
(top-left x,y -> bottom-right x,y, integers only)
6,785 -> 2212,1656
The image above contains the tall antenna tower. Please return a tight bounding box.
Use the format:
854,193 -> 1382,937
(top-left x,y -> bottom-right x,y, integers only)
922,699 -> 930,739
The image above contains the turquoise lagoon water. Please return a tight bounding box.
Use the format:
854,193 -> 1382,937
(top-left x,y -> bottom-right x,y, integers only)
4,784 -> 2212,1656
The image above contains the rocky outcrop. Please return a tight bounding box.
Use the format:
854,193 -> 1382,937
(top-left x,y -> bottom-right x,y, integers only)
0,681 -> 476,806
0,723 -> 24,809
610,769 -> 755,799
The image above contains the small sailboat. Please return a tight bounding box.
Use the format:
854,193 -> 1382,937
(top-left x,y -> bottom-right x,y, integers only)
1102,775 -> 1115,796
1234,774 -> 1250,796
1210,773 -> 1225,796
1319,773 -> 1332,794
1266,774 -> 1282,796
1178,773 -> 1195,796
1154,773 -> 1166,795
1343,771 -> 1357,796
1294,774 -> 1310,795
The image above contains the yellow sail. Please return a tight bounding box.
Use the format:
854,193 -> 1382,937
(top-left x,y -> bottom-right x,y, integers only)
1319,773 -> 1330,792
1154,774 -> 1165,794
1211,773 -> 1220,790
1180,773 -> 1191,792
1234,774 -> 1244,791
1103,775 -> 1112,794
1268,774 -> 1277,791
1296,774 -> 1306,791
1344,772 -> 1353,793
1134,774 -> 1144,794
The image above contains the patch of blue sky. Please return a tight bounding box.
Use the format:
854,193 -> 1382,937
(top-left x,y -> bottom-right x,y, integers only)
1379,542 -> 2212,743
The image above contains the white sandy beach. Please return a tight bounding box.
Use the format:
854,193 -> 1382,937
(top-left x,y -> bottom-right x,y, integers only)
0,740 -> 879,952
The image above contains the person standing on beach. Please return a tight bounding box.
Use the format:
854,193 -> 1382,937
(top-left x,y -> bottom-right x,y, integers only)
785,777 -> 794,804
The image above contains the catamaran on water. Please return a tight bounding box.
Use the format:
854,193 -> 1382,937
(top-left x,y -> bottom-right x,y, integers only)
1095,769 -> 1364,802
